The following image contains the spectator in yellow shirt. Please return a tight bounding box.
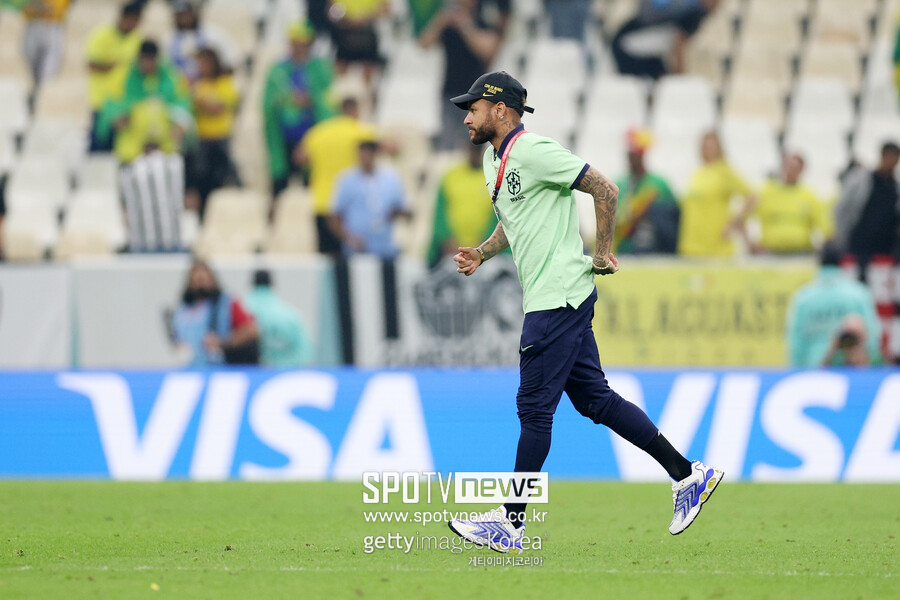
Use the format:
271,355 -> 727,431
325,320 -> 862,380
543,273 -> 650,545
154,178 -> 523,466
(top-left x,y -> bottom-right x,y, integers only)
85,1 -> 144,152
21,0 -> 71,88
427,143 -> 498,267
678,131 -> 757,257
753,154 -> 832,255
185,47 -> 240,218
296,97 -> 378,253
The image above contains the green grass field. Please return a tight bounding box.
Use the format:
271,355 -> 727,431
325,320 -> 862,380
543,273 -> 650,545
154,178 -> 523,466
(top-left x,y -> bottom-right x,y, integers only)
0,481 -> 897,599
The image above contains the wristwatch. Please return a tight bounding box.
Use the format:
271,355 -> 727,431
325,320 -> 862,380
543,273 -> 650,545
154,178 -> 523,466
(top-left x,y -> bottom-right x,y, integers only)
475,246 -> 485,263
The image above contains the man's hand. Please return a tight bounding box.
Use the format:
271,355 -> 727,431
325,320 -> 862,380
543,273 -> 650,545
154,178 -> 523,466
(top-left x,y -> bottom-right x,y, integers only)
454,247 -> 483,276
592,252 -> 619,276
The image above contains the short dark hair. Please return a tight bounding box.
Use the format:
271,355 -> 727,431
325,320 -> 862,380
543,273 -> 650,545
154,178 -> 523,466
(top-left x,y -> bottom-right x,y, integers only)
820,242 -> 843,267
139,40 -> 159,57
121,1 -> 143,18
359,140 -> 379,151
882,142 -> 900,157
341,97 -> 359,114
253,269 -> 272,287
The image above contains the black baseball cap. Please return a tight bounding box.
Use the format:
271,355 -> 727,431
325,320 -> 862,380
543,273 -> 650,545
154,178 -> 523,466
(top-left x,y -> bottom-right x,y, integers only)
450,71 -> 535,115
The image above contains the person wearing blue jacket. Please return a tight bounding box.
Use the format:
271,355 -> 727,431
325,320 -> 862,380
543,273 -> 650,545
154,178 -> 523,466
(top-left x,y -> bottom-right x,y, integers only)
787,244 -> 882,367
243,270 -> 313,367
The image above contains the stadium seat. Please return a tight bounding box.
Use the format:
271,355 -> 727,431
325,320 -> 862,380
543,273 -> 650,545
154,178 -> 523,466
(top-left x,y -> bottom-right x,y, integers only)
801,41 -> 863,91
1,222 -> 46,261
0,7 -> 25,54
731,42 -> 794,93
77,154 -> 120,194
811,0 -> 875,48
575,132 -> 627,184
721,118 -> 780,185
864,37 -> 895,91
140,0 -> 174,41
0,130 -> 14,178
195,187 -> 267,256
522,85 -> 578,143
0,77 -> 30,136
645,130 -> 703,197
266,187 -> 317,255
6,156 -> 71,213
860,82 -> 900,120
377,74 -> 441,136
583,75 -> 648,138
524,39 -> 588,95
741,2 -> 805,53
744,0 -> 809,23
2,202 -> 59,258
490,41 -> 526,74
650,75 -> 717,136
21,117 -> 87,176
55,190 -> 125,258
788,78 -> 855,136
34,77 -> 91,128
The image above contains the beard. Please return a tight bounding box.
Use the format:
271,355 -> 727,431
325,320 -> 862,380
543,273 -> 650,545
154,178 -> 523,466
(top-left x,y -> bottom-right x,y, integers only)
469,117 -> 496,145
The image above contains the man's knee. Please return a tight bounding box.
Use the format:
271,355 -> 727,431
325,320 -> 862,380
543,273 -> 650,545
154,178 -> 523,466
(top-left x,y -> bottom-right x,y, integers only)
516,406 -> 554,433
570,385 -> 624,425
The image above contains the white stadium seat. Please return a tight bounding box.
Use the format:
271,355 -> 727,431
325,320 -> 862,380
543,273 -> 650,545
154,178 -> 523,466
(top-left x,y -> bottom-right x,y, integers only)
721,118 -> 780,184
584,76 -> 648,137
524,39 -> 588,95
0,77 -> 30,136
801,41 -> 863,91
6,156 -> 71,213
788,78 -> 855,136
650,75 -> 717,136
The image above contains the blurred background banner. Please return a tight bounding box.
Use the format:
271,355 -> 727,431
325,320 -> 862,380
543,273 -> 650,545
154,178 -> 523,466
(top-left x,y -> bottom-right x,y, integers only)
348,255 -> 524,367
70,256 -> 341,367
0,265 -> 70,368
592,260 -> 816,366
1,368 -> 897,482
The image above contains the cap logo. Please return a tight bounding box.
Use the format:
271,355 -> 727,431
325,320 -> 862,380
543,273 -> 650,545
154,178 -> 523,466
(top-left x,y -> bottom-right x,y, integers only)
482,83 -> 504,97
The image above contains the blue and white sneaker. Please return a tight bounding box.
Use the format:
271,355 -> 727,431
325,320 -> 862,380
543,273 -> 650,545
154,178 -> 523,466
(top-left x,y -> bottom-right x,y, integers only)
448,506 -> 526,554
669,460 -> 724,535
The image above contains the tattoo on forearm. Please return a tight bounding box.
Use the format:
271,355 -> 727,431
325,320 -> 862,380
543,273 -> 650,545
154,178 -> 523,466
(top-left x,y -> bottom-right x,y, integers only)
576,167 -> 618,258
479,222 -> 509,262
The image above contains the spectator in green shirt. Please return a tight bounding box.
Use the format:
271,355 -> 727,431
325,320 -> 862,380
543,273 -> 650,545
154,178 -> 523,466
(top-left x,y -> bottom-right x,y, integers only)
614,129 -> 679,254
243,270 -> 313,367
263,20 -> 336,197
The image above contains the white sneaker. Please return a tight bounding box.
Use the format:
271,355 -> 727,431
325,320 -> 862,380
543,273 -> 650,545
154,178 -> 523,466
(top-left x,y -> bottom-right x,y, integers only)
448,506 -> 526,554
669,460 -> 724,535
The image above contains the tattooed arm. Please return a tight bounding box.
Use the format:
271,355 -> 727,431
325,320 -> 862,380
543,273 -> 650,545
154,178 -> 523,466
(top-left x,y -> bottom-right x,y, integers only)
453,221 -> 509,276
576,165 -> 621,275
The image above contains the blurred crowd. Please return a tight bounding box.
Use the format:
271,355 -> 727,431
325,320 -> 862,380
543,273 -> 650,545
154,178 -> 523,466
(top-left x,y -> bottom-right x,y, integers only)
0,0 -> 898,367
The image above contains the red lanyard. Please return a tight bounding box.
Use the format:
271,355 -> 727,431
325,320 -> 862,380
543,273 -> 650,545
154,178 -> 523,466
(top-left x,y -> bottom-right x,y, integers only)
492,130 -> 526,205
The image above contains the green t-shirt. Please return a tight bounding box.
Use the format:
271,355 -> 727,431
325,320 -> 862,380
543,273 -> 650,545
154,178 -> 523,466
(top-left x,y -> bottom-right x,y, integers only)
482,126 -> 593,313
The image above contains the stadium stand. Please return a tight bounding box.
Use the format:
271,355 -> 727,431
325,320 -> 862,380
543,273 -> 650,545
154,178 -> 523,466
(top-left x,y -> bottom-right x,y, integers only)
0,0 -> 894,264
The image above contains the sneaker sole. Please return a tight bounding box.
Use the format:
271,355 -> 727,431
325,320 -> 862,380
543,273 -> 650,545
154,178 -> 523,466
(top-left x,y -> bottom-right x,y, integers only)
670,468 -> 725,536
447,520 -> 522,554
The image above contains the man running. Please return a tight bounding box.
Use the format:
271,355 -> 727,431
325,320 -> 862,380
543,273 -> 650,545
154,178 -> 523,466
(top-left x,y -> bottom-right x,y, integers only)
447,72 -> 723,553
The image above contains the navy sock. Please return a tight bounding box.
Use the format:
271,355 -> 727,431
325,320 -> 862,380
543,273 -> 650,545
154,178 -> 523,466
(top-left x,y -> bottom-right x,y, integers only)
642,432 -> 693,481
